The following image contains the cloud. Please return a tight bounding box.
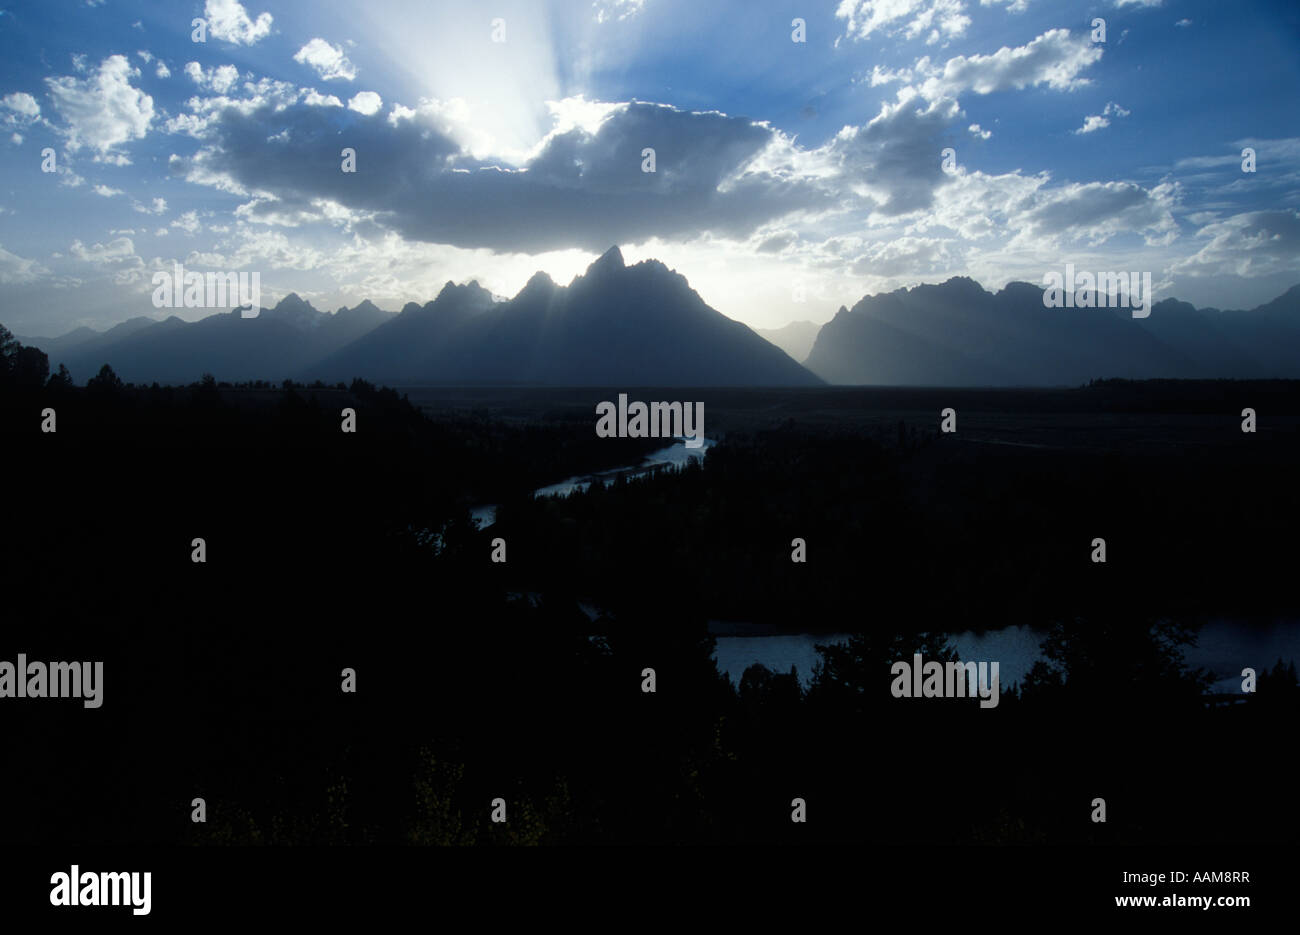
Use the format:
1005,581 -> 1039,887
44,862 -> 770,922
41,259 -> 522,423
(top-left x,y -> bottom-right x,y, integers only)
1073,101 -> 1130,134
1008,180 -> 1180,247
93,184 -> 123,197
829,90 -> 961,215
157,63 -> 171,79
70,236 -> 143,272
1170,210 -> 1300,279
178,98 -> 832,253
44,55 -> 154,158
837,0 -> 971,46
294,39 -> 356,81
918,29 -> 1103,98
347,91 -> 383,116
185,62 -> 241,94
1,92 -> 43,139
1074,114 -> 1108,134
1175,18 -> 1192,27
204,0 -> 273,45
594,0 -> 648,23
848,235 -> 960,277
1,92 -> 40,118
0,244 -> 50,285
133,197 -> 167,215
171,211 -> 202,234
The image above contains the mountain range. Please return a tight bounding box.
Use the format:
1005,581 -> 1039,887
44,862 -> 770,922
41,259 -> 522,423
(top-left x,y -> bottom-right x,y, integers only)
804,278 -> 1300,385
11,251 -> 1300,387
304,247 -> 817,386
17,247 -> 818,387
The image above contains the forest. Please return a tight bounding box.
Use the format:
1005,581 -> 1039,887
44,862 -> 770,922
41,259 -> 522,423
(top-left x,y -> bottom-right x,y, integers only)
2,327 -> 1297,846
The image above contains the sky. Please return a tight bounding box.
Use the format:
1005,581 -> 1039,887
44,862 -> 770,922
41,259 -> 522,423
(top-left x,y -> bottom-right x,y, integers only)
0,0 -> 1297,336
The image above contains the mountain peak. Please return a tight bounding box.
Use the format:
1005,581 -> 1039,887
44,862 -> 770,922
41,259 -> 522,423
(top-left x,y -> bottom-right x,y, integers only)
590,245 -> 624,272
274,292 -> 313,312
430,279 -> 496,314
519,270 -> 557,299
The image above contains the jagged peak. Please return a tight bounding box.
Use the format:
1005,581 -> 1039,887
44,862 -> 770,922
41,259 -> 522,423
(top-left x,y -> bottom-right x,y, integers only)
589,245 -> 624,272
273,292 -> 314,311
517,270 -> 557,299
429,279 -> 496,313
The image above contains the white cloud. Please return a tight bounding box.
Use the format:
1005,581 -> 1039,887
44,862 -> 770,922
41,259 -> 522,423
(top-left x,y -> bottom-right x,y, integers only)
156,62 -> 171,79
171,210 -> 202,234
1073,101 -> 1129,134
1170,211 -> 1300,279
968,123 -> 991,139
303,89 -> 343,108
133,197 -> 167,215
837,0 -> 971,46
2,92 -> 40,118
594,0 -> 648,24
0,244 -> 50,285
94,184 -> 124,197
294,39 -> 356,81
1175,18 -> 1192,27
347,91 -> 383,116
1074,114 -> 1109,134
1008,180 -> 1180,248
185,63 -> 241,94
918,29 -> 1104,98
204,0 -> 273,46
137,51 -> 154,64
44,55 -> 154,157
70,237 -> 143,272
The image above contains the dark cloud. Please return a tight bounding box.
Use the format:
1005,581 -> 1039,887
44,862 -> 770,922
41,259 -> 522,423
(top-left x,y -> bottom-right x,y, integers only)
830,94 -> 960,216
179,100 -> 832,252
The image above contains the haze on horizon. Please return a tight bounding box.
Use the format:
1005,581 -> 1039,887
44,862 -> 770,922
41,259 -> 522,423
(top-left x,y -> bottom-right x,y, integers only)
0,0 -> 1297,338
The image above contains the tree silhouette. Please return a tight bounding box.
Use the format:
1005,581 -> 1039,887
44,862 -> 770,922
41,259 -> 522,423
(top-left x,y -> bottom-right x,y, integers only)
12,345 -> 49,388
47,362 -> 74,390
86,363 -> 124,394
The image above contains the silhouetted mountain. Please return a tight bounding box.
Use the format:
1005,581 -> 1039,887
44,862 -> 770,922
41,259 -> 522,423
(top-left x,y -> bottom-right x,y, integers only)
805,278 -> 1300,385
309,246 -> 822,386
755,320 -> 822,363
35,296 -> 393,384
18,316 -> 159,367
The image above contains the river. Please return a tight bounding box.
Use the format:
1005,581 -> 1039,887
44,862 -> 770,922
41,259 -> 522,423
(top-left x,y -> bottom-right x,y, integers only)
470,436 -> 716,527
468,443 -> 1299,696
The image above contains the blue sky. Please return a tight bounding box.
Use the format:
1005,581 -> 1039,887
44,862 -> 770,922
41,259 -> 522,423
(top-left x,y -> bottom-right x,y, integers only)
1,0 -> 1297,336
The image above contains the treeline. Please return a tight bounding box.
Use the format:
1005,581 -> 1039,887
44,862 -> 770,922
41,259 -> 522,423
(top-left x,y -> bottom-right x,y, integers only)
1,344 -> 1297,846
494,419 -> 1300,629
